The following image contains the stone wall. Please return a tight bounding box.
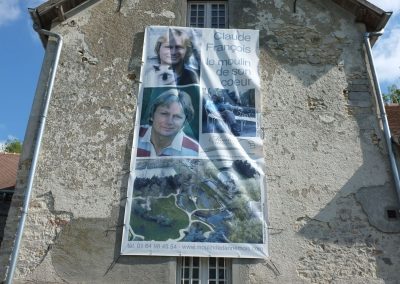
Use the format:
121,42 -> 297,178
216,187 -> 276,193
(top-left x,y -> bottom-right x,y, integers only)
1,0 -> 399,283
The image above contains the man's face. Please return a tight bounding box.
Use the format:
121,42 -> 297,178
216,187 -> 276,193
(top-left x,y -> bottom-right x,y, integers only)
152,102 -> 186,138
159,35 -> 187,65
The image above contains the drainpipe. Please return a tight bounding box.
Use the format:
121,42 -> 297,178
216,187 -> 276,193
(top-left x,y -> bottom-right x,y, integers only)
5,29 -> 63,284
364,32 -> 400,207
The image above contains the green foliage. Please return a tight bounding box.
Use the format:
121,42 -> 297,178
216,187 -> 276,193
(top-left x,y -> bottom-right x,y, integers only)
239,179 -> 261,201
383,84 -> 400,104
131,196 -> 189,241
3,139 -> 22,153
229,219 -> 263,243
227,196 -> 252,220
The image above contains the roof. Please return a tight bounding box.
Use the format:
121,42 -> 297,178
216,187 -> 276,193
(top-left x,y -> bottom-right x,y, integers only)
29,0 -> 100,46
0,153 -> 20,190
29,0 -> 391,46
386,105 -> 400,146
331,0 -> 391,32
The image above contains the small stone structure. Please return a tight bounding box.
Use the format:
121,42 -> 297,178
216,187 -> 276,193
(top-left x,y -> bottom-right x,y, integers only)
0,153 -> 19,247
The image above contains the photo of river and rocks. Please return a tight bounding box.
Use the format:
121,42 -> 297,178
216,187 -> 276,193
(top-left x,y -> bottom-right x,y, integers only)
128,158 -> 265,244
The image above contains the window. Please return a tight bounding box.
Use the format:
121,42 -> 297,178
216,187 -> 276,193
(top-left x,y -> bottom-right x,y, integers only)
187,2 -> 228,28
177,257 -> 231,284
0,191 -> 13,203
181,2 -> 231,283
0,190 -> 14,246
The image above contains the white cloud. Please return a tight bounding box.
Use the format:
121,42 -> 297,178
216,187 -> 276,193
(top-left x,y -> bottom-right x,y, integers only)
373,16 -> 400,85
17,0 -> 48,44
0,0 -> 21,26
368,0 -> 400,14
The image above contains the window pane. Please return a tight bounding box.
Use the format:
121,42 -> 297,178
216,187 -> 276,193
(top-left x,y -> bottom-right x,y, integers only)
184,256 -> 190,264
198,10 -> 204,16
219,268 -> 225,279
218,258 -> 225,267
209,281 -> 216,284
193,257 -> 199,266
198,4 -> 204,11
209,258 -> 216,267
191,10 -> 197,16
193,268 -> 199,278
209,268 -> 216,279
184,268 -> 190,278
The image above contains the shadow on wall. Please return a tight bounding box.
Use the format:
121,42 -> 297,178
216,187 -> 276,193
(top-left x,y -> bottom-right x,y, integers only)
51,127 -> 176,282
296,110 -> 400,282
232,0 -> 368,88
231,0 -> 400,282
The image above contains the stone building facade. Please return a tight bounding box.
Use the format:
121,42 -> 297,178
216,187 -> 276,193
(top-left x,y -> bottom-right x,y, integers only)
1,0 -> 400,283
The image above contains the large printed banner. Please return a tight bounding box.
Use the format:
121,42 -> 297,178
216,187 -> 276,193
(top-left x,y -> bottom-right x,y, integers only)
121,26 -> 268,258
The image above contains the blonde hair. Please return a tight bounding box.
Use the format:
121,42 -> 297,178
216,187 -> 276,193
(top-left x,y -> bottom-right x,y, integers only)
149,89 -> 195,124
154,29 -> 193,63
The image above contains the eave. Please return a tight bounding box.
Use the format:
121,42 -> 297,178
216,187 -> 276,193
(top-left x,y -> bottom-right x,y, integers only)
29,0 -> 100,47
29,0 -> 392,47
331,0 -> 392,44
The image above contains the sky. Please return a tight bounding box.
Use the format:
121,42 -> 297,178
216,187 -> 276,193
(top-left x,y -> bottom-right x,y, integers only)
0,0 -> 46,148
0,0 -> 399,148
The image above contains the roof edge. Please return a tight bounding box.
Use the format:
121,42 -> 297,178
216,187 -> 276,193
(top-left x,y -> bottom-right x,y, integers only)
30,0 -> 392,47
29,0 -> 101,47
331,0 -> 392,45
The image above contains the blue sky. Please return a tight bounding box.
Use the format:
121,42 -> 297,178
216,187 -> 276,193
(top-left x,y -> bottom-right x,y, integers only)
369,1 -> 400,93
0,0 -> 399,148
0,0 -> 45,147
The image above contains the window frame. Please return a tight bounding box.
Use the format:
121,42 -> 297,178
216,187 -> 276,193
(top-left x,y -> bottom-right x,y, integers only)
187,1 -> 228,28
180,2 -> 232,283
177,257 -> 232,284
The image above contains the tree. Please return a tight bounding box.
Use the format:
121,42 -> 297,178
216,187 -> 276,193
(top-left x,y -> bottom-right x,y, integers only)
233,160 -> 257,178
3,139 -> 22,154
383,84 -> 400,104
229,219 -> 263,243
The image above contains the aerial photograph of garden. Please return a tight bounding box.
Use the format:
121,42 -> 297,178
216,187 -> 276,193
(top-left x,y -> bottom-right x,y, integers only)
128,158 -> 265,244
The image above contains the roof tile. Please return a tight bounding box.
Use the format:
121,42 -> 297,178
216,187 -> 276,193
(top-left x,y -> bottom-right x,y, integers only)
0,153 -> 20,190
